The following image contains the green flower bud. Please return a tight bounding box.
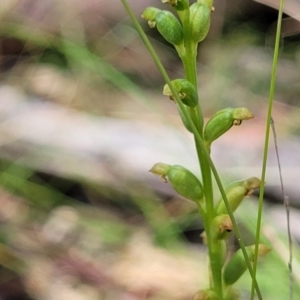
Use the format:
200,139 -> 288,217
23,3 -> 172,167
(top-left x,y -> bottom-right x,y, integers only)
224,248 -> 247,286
155,11 -> 183,46
163,79 -> 198,107
192,289 -> 219,300
149,162 -> 171,182
223,244 -> 271,286
141,7 -> 161,28
211,214 -> 233,240
216,185 -> 246,215
150,164 -> 203,203
190,3 -> 211,43
167,165 -> 203,202
242,176 -> 262,194
204,107 -> 254,144
216,177 -> 261,215
231,107 -> 254,122
204,108 -> 234,143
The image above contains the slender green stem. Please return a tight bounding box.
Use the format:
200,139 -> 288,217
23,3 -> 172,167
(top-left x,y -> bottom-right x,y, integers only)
177,4 -> 204,132
177,5 -> 222,296
195,138 -> 221,295
250,0 -> 285,299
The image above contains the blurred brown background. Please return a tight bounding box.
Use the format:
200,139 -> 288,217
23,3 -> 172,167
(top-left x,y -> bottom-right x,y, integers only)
0,0 -> 300,299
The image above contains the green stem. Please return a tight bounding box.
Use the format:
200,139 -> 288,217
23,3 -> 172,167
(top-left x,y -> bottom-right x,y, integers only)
177,6 -> 203,132
251,0 -> 285,299
183,49 -> 203,130
121,1 -> 262,298
178,6 -> 222,298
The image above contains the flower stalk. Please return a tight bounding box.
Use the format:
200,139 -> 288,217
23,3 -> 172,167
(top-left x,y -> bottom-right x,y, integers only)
121,0 -> 272,299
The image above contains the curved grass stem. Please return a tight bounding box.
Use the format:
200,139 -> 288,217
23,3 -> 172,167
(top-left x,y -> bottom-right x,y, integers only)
251,0 -> 285,299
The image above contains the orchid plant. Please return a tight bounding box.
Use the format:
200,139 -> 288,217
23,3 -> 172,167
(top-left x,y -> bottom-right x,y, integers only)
121,0 -> 287,299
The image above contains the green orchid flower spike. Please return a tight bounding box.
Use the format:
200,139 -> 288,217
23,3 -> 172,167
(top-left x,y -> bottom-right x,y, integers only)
121,0 -> 280,297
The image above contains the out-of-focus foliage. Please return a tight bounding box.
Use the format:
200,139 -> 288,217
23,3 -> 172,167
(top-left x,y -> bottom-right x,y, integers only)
0,0 -> 299,299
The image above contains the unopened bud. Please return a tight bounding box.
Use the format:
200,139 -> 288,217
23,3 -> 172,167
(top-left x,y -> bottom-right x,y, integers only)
242,176 -> 261,195
204,108 -> 234,144
249,243 -> 271,256
142,7 -> 161,28
149,162 -> 171,182
216,177 -> 261,215
232,107 -> 254,121
163,79 -> 198,107
167,165 -> 203,202
150,164 -> 203,203
223,244 -> 271,286
190,3 -> 211,43
155,11 -> 183,46
211,214 -> 233,240
204,107 -> 254,145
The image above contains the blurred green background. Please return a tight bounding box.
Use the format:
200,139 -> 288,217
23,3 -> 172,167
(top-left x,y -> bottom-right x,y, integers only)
0,0 -> 300,299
